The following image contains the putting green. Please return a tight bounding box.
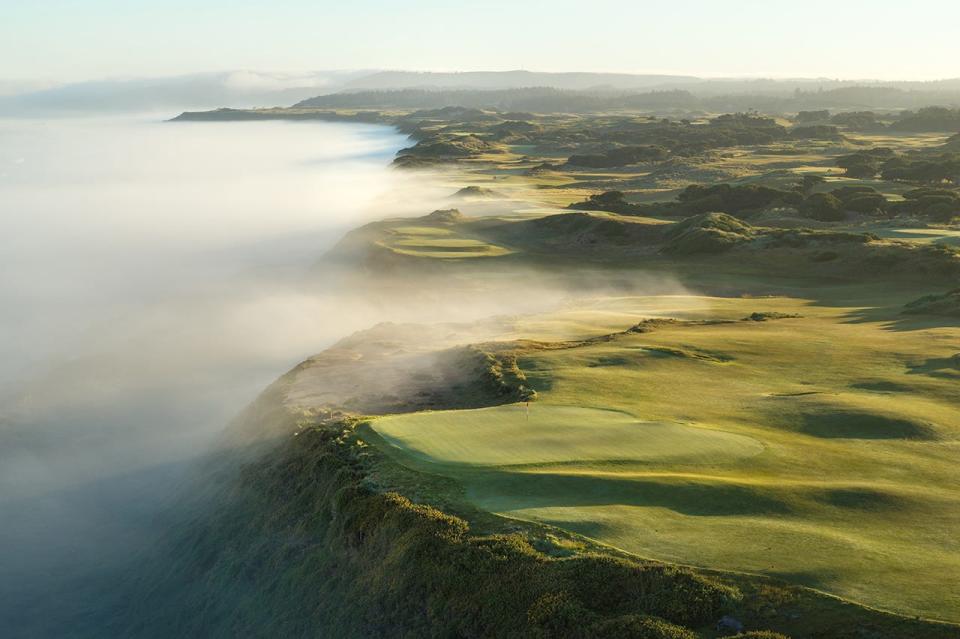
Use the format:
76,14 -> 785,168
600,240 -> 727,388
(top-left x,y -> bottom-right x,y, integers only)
372,404 -> 763,468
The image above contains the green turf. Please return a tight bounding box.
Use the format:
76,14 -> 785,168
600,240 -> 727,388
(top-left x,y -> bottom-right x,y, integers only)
369,292 -> 960,623
374,405 -> 764,467
377,226 -> 512,259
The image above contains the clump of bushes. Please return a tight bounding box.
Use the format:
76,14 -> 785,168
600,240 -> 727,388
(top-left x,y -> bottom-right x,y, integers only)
471,347 -> 538,402
881,153 -> 960,184
568,190 -> 644,215
490,120 -> 542,142
451,185 -> 501,199
822,186 -> 890,217
835,148 -> 896,179
891,188 -> 960,222
423,208 -> 466,224
830,111 -> 881,131
585,614 -> 698,639
661,212 -> 754,255
889,106 -> 960,132
743,312 -> 801,321
836,146 -> 960,185
677,184 -> 802,216
572,180 -> 949,224
764,228 -> 874,249
902,289 -> 960,317
802,192 -> 845,221
527,593 -> 701,639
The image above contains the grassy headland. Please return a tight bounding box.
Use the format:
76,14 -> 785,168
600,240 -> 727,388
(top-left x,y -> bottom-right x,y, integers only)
148,95 -> 960,637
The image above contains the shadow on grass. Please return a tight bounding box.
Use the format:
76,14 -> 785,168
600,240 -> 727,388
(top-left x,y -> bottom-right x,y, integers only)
906,355 -> 960,379
468,471 -> 796,517
837,300 -> 960,332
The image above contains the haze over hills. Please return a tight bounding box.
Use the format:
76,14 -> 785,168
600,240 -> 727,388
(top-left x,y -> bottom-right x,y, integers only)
338,70 -> 701,91
4,69 -> 960,115
341,70 -> 960,95
6,0 -> 960,635
0,70 -> 368,114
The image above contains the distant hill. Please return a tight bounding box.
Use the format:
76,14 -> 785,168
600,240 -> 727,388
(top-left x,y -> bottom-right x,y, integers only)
6,69 -> 960,115
341,70 -> 960,96
0,70 -> 368,115
295,85 -> 960,114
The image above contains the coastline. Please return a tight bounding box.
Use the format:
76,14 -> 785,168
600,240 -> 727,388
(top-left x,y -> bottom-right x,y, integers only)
127,108 -> 960,635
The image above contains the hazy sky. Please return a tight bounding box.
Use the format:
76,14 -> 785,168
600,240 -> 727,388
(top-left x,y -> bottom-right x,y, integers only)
3,0 -> 958,83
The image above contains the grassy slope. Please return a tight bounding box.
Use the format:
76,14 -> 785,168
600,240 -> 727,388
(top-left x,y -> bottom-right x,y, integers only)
368,291 -> 960,623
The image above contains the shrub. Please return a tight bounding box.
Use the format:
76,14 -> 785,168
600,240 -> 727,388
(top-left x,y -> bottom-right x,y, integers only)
677,184 -> 801,215
528,592 -> 594,637
567,190 -> 645,215
902,289 -> 960,317
845,193 -> 888,214
835,148 -> 895,178
662,213 -> 754,255
803,193 -> 845,221
925,201 -> 958,222
831,111 -> 878,130
588,615 -> 697,639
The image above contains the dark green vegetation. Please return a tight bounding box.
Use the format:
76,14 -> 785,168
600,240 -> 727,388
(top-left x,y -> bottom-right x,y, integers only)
903,288 -> 960,317
836,147 -> 960,186
161,90 -> 960,637
572,182 -> 959,223
126,415 -> 736,638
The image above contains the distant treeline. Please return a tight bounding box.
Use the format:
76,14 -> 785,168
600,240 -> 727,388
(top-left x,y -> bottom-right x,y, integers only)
295,86 -> 960,117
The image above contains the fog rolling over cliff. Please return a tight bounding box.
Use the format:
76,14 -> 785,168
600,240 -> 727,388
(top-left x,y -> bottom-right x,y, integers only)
0,115 -> 432,634
2,112 -> 667,636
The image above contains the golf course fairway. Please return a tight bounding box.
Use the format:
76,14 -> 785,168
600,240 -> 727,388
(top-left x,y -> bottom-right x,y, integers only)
368,293 -> 960,623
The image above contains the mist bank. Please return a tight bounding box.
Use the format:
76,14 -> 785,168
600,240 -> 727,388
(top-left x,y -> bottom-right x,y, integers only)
0,115 -> 441,635
0,112 -> 700,636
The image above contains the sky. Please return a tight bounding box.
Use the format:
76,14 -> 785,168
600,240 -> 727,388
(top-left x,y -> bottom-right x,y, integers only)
2,0 -> 958,84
